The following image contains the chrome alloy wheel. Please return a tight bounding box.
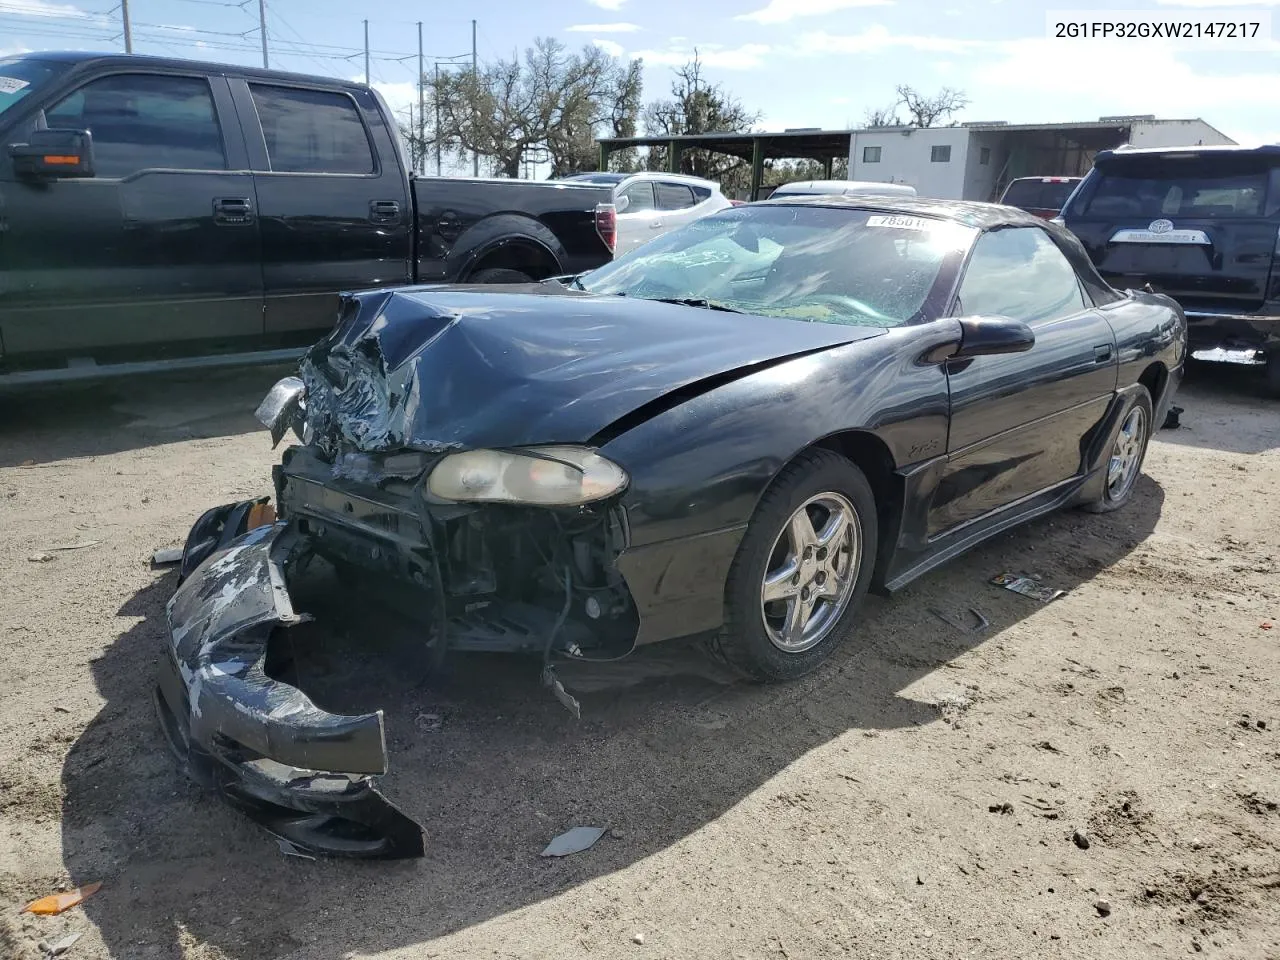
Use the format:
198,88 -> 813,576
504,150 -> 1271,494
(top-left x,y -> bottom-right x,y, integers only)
1106,405 -> 1148,501
760,492 -> 862,653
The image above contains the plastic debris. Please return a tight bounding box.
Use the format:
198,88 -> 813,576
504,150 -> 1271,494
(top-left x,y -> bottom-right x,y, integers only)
277,839 -> 317,861
44,931 -> 83,957
929,607 -> 989,633
151,546 -> 184,566
540,826 -> 607,858
23,882 -> 101,915
27,553 -> 55,563
47,540 -> 102,552
990,573 -> 1064,603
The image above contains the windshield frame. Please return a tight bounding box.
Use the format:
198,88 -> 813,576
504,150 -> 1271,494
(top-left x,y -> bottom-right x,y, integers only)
577,202 -> 976,329
0,56 -> 73,125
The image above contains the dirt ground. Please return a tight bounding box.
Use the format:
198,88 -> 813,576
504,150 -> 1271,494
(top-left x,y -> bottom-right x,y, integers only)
1,362 -> 1277,960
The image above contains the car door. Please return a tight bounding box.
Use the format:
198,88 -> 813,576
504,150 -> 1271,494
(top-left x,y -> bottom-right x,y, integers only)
0,70 -> 262,359
930,226 -> 1119,535
614,178 -> 660,255
232,79 -> 412,337
655,181 -> 700,235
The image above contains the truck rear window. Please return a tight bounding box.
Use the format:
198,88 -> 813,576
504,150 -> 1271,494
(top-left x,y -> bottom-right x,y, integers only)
1078,155 -> 1275,219
1001,179 -> 1077,210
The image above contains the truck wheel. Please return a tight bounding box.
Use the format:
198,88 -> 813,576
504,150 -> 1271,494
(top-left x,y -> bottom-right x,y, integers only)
1266,351 -> 1280,399
470,268 -> 533,284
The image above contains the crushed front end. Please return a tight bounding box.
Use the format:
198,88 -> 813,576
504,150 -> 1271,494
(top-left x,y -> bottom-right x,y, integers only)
159,290 -> 645,858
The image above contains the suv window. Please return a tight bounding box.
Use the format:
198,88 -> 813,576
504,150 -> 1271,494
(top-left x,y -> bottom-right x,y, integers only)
956,227 -> 1086,323
1075,155 -> 1275,219
249,84 -> 374,175
656,182 -> 697,210
620,180 -> 655,212
46,73 -> 225,177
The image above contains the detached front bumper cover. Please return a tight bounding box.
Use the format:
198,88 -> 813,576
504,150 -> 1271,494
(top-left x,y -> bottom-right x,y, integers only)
156,507 -> 426,859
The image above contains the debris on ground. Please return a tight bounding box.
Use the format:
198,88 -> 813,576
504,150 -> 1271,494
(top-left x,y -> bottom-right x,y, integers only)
151,546 -> 184,566
989,802 -> 1014,815
1073,829 -> 1091,850
414,712 -> 443,733
42,931 -> 83,957
277,839 -> 317,861
990,573 -> 1065,603
1094,898 -> 1112,917
46,540 -> 102,552
1163,405 -> 1183,430
540,826 -> 607,858
23,882 -> 102,915
27,553 -> 55,563
632,932 -> 645,945
929,607 -> 990,633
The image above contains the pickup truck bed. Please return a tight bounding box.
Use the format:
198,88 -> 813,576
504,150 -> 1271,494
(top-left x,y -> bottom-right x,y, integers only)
0,52 -> 615,387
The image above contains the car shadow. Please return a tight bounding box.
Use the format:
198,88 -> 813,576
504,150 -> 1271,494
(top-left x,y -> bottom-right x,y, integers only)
1157,362 -> 1280,456
0,364 -> 295,467
60,478 -> 1164,959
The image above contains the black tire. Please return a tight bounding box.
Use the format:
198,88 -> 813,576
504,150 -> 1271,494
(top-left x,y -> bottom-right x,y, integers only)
470,267 -> 533,284
1083,385 -> 1153,514
1266,351 -> 1280,399
708,448 -> 878,682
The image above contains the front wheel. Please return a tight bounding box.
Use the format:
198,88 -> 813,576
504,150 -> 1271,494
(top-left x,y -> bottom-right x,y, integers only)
1083,386 -> 1153,514
708,449 -> 878,682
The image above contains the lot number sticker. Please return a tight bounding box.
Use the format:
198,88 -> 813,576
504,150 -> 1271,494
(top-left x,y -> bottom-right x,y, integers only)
0,77 -> 30,94
866,215 -> 937,231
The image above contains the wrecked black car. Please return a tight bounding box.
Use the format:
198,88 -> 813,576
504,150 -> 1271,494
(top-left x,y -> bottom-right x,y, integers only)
157,196 -> 1186,858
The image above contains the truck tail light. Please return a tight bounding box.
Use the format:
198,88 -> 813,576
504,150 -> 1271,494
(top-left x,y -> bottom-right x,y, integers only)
595,202 -> 617,254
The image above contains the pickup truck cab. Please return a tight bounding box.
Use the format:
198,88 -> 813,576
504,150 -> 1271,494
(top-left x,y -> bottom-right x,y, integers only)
0,52 -> 616,386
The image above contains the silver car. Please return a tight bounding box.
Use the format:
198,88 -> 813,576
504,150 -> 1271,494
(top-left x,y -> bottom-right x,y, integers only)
563,171 -> 733,255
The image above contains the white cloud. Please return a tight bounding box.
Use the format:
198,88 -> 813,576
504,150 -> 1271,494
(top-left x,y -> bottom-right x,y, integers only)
591,38 -> 625,57
4,0 -> 89,17
360,79 -> 418,123
736,0 -> 892,25
631,42 -> 771,69
588,0 -> 627,9
565,22 -> 640,32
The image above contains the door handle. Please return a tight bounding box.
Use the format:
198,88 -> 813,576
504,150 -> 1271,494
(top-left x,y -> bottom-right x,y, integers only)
370,199 -> 401,223
1093,343 -> 1113,363
213,197 -> 253,225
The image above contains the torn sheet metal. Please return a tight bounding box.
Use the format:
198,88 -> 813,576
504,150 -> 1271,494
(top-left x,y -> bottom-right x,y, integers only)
990,573 -> 1064,603
254,375 -> 307,448
156,512 -> 425,859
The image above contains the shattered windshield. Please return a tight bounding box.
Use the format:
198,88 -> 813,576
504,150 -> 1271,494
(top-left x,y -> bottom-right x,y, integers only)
0,57 -> 69,119
577,205 -> 975,327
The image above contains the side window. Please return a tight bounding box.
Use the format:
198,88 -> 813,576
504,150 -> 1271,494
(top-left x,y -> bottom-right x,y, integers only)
691,185 -> 712,202
45,73 -> 225,178
248,84 -> 374,175
863,145 -> 881,163
620,180 -> 655,211
956,227 -> 1086,323
656,182 -> 696,210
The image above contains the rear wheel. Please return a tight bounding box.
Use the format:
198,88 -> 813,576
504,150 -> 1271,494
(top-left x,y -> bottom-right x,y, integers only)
470,267 -> 533,284
1083,386 -> 1153,514
709,449 -> 877,682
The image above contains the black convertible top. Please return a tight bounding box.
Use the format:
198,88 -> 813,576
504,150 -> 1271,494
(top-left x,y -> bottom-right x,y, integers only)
758,193 -> 1122,305
758,193 -> 1051,230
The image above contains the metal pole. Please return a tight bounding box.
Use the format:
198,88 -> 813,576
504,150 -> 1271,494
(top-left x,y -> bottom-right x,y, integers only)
363,20 -> 370,85
121,0 -> 133,52
257,0 -> 268,67
471,19 -> 479,176
434,62 -> 441,177
417,22 -> 426,176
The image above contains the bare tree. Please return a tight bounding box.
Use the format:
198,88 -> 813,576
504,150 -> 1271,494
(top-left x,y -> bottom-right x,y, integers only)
425,38 -> 643,178
862,104 -> 902,128
894,85 -> 969,128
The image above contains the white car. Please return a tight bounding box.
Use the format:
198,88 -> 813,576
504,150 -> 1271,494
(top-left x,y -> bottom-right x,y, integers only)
767,180 -> 918,200
563,172 -> 733,256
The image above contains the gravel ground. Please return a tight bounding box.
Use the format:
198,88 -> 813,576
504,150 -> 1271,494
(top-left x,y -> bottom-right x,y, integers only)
1,363 -> 1277,960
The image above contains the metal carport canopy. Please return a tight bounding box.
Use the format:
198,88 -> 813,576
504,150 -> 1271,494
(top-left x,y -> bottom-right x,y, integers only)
597,130 -> 856,200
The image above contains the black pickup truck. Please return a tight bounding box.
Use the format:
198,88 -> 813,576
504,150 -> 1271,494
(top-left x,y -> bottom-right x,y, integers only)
0,52 -> 617,386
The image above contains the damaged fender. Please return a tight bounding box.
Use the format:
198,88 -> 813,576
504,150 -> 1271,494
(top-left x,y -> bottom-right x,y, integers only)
157,515 -> 426,859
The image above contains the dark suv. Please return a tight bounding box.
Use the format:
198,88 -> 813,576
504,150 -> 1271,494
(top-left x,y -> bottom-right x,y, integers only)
1061,144 -> 1280,396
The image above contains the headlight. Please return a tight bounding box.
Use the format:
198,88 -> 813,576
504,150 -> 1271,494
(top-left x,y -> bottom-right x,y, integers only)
425,446 -> 628,505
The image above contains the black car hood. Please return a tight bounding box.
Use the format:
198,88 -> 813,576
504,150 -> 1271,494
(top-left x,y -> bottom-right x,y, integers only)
298,285 -> 881,454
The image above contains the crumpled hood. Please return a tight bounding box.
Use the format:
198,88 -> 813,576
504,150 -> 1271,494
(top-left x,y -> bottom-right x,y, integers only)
299,285 -> 881,454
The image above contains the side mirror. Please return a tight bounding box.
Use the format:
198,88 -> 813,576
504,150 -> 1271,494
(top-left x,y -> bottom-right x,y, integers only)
951,315 -> 1035,359
9,128 -> 94,179
614,194 -> 630,213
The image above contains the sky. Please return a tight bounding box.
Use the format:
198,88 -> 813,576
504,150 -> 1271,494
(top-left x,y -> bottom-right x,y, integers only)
4,0 -> 1280,159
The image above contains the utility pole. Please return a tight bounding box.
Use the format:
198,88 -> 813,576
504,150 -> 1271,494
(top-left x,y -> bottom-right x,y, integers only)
471,19 -> 479,177
417,22 -> 426,176
434,62 -> 441,177
363,20 -> 370,85
121,0 -> 133,52
257,0 -> 268,67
